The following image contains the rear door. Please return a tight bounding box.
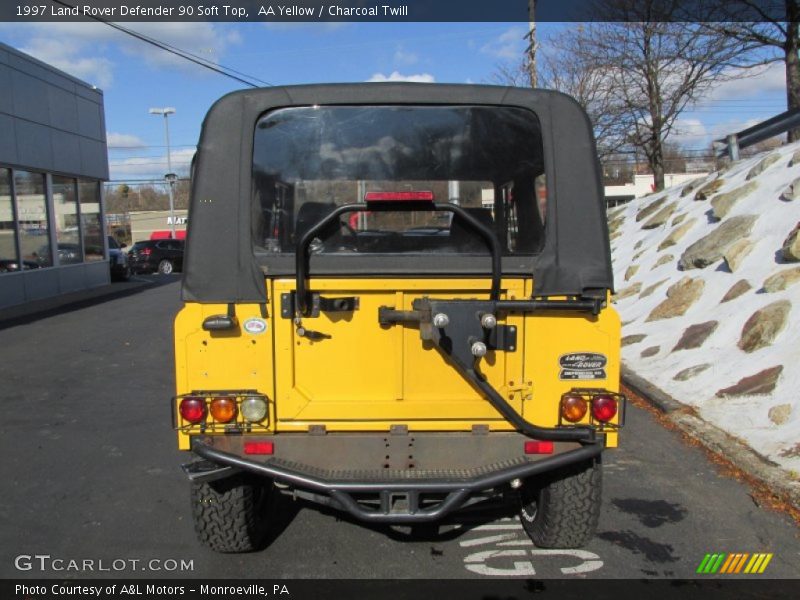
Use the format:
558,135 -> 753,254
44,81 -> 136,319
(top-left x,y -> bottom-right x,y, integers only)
271,277 -> 526,431
251,103 -> 547,431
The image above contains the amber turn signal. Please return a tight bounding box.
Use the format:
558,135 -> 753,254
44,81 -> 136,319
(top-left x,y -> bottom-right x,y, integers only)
561,394 -> 588,423
210,397 -> 237,423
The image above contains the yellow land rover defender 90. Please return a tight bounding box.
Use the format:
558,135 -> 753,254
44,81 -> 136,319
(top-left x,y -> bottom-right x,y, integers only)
175,83 -> 624,552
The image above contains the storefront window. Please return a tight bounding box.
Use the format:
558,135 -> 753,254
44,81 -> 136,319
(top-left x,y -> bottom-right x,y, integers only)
0,168 -> 19,273
79,179 -> 103,261
52,175 -> 82,265
14,170 -> 51,267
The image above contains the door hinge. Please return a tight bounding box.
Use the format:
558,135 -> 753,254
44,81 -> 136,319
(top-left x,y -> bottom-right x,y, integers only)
507,381 -> 533,401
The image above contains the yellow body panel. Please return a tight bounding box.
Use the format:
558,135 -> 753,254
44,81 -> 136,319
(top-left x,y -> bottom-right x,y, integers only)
175,278 -> 621,449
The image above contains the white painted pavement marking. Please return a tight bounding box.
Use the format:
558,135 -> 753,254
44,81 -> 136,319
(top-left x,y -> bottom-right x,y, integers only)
529,549 -> 604,575
463,549 -> 537,577
458,522 -> 605,576
459,533 -> 520,547
462,546 -> 604,576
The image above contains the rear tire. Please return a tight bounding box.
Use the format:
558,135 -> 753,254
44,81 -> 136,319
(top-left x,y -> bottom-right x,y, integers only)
157,259 -> 173,274
519,458 -> 602,548
191,475 -> 274,553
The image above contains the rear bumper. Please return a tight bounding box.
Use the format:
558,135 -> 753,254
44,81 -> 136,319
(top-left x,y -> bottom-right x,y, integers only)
187,436 -> 605,523
129,259 -> 155,273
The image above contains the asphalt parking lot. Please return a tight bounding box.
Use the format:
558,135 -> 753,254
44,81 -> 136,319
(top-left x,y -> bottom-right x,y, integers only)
0,276 -> 798,580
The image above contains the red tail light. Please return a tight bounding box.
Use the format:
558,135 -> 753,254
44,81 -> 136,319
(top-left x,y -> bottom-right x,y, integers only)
179,396 -> 206,424
244,441 -> 274,455
591,394 -> 618,422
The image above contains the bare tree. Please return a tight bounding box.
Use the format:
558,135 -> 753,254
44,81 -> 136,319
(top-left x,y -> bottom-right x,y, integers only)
492,0 -> 764,189
490,31 -> 630,159
489,60 -> 532,89
698,1 -> 799,140
537,28 -> 631,159
564,0 -> 764,190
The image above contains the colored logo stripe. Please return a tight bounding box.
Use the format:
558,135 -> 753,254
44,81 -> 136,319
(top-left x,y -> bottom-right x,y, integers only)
697,553 -> 773,574
697,553 -> 726,574
719,553 -> 737,573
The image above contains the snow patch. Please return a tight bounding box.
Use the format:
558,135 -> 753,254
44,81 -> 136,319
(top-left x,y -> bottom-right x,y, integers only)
611,146 -> 800,473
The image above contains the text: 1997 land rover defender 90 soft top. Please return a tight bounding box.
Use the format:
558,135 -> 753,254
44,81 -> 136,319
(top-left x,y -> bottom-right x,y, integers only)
174,83 -> 624,553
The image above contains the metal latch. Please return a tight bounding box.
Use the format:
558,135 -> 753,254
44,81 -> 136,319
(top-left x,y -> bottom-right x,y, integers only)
282,292 -> 360,318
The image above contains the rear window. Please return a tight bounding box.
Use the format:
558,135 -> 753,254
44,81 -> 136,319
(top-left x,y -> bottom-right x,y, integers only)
252,105 -> 546,256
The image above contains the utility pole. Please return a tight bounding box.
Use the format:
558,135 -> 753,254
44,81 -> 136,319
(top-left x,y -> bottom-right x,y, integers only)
527,0 -> 537,88
149,107 -> 177,238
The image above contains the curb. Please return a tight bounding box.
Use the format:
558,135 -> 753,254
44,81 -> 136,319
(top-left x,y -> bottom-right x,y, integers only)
621,364 -> 800,511
0,276 -> 157,330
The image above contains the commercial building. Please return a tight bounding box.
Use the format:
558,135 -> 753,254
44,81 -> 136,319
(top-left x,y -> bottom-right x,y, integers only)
0,42 -> 109,310
605,172 -> 707,207
129,209 -> 188,243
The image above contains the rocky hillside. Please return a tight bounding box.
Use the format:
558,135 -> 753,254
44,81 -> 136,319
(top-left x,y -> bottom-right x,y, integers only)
609,144 -> 800,474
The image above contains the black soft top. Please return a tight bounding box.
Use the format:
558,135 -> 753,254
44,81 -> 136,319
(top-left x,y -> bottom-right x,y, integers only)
182,83 -> 612,303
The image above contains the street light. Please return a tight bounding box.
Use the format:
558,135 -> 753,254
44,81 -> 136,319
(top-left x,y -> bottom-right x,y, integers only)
149,107 -> 177,238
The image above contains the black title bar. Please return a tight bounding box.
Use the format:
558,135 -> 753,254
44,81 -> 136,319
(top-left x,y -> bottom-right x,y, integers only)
2,0 -> 796,23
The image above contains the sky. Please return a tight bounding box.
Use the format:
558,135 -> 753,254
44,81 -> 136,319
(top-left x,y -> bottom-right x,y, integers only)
0,20 -> 790,183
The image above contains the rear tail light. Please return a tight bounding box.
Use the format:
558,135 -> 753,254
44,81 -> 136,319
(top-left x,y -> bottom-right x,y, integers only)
209,397 -> 237,423
244,441 -> 274,455
561,393 -> 588,423
175,392 -> 271,430
591,394 -> 618,423
241,396 -> 268,422
560,390 -> 624,427
179,396 -> 206,424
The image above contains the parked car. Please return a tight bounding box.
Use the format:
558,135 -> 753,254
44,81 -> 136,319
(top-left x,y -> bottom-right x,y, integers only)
128,239 -> 184,274
107,236 -> 130,281
35,242 -> 82,266
0,259 -> 41,272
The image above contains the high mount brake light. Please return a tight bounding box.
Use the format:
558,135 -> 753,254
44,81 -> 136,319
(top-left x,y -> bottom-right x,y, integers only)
364,191 -> 434,202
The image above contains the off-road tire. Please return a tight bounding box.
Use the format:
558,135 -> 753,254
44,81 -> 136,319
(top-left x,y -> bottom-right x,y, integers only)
191,475 -> 273,553
157,259 -> 173,274
519,458 -> 602,548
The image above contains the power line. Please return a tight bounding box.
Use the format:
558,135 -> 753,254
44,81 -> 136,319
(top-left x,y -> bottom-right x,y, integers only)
108,144 -> 197,150
50,0 -> 268,88
109,161 -> 192,166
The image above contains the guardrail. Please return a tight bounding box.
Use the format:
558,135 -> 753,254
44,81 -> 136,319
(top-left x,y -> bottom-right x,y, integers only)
715,108 -> 800,160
